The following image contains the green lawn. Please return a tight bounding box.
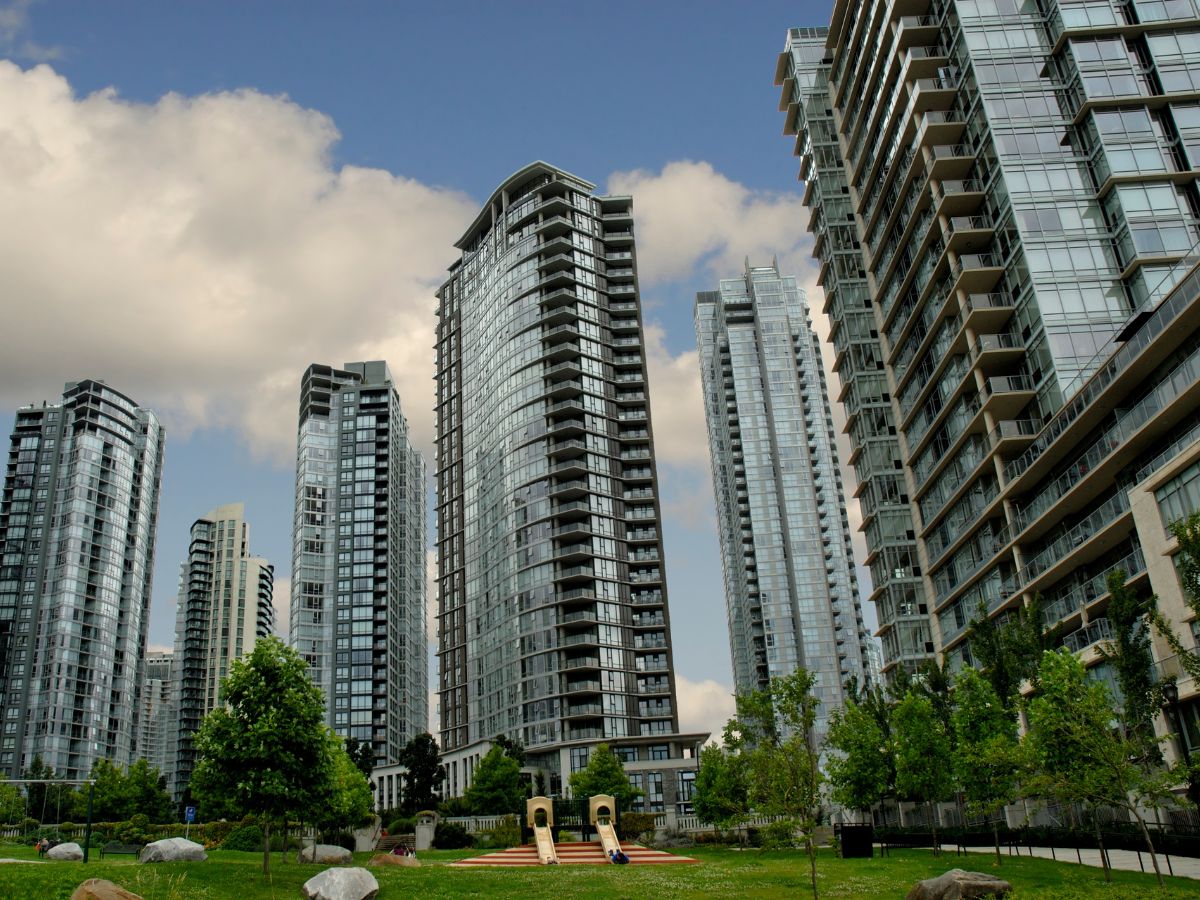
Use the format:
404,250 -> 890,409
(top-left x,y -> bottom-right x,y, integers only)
0,844 -> 1194,899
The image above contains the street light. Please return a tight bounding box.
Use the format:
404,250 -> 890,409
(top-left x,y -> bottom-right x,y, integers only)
1160,681 -> 1200,811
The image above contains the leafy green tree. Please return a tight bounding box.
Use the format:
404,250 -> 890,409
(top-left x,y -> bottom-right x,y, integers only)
693,742 -> 748,827
464,746 -> 525,815
127,759 -> 173,822
825,698 -> 890,821
491,733 -> 527,767
1099,570 -> 1163,758
0,775 -> 23,824
343,737 -> 376,780
397,732 -> 445,815
315,734 -> 374,833
892,691 -> 953,854
730,670 -> 824,899
190,636 -> 333,876
951,668 -> 1022,865
21,756 -> 78,824
966,596 -> 1057,710
569,743 -> 639,811
88,758 -> 129,822
1025,649 -> 1181,887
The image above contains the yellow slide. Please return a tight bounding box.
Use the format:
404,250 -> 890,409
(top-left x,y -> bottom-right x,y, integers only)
527,796 -> 559,865
596,819 -> 621,862
534,822 -> 559,865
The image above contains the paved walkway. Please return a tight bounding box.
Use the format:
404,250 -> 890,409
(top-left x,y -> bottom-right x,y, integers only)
939,843 -> 1200,880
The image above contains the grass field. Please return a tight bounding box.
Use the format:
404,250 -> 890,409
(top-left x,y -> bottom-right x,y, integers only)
0,843 -> 1195,899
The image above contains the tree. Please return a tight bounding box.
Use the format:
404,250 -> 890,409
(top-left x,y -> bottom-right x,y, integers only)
825,698 -> 890,821
88,758 -> 172,822
966,597 -> 1056,710
315,734 -> 374,835
892,691 -> 953,854
569,743 -> 639,811
464,746 -> 525,815
491,733 -> 527,767
343,737 -> 376,780
1025,649 -> 1181,887
88,758 -> 129,822
0,775 -> 23,824
1099,570 -> 1163,758
397,732 -> 445,815
693,742 -> 748,828
190,636 -> 334,876
731,670 -> 825,900
21,756 -> 78,824
951,668 -> 1022,865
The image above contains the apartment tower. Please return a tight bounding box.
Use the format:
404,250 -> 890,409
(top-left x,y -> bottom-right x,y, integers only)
138,650 -> 174,781
778,3 -> 1200,680
290,361 -> 427,765
0,380 -> 164,778
436,162 -> 705,810
696,262 -> 871,733
171,503 -> 274,797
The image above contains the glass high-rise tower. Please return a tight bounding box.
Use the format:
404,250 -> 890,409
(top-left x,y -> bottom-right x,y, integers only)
0,380 -> 164,778
171,502 -> 274,797
290,361 -> 427,765
696,263 -> 871,734
778,3 -> 1200,679
435,162 -> 704,806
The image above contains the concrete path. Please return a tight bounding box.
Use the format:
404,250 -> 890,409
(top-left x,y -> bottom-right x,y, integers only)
939,843 -> 1200,880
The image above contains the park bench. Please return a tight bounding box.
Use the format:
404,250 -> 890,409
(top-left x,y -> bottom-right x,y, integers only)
374,834 -> 416,853
100,842 -> 143,859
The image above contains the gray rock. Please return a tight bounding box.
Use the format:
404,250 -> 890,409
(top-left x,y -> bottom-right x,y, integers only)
906,869 -> 1012,900
138,837 -> 207,863
46,842 -> 84,861
300,843 -> 354,865
301,867 -> 379,900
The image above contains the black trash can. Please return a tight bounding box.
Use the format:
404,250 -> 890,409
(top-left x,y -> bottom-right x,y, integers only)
839,823 -> 874,858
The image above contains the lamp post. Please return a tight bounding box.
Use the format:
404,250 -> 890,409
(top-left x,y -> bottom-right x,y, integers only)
1161,682 -> 1200,811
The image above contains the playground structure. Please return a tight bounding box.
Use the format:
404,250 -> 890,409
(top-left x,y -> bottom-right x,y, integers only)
526,796 -> 559,865
589,794 -> 621,863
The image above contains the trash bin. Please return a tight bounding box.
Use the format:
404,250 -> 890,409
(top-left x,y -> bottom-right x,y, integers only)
839,824 -> 874,858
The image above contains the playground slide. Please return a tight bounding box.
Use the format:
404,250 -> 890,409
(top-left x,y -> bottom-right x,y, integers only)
533,823 -> 559,865
596,820 -> 621,862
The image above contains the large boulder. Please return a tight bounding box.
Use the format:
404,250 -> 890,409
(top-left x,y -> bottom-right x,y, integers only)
69,879 -> 144,900
300,843 -> 354,865
301,867 -> 379,900
906,869 -> 1013,900
138,837 -> 207,863
46,842 -> 84,861
368,852 -> 419,867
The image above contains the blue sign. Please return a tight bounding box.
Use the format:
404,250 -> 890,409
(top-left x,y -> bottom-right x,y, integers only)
185,806 -> 196,824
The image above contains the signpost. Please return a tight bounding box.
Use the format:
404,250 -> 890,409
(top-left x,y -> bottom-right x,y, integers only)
185,805 -> 196,840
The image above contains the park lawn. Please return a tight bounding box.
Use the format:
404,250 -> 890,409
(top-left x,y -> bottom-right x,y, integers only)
0,844 -> 1195,899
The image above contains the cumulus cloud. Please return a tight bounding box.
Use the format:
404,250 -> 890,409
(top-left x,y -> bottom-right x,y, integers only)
643,324 -> 709,470
0,62 -> 476,463
607,160 -> 816,286
674,675 -> 735,744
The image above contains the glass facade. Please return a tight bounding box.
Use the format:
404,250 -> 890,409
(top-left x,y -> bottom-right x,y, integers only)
290,361 -> 427,764
0,381 -> 164,778
171,503 -> 274,797
695,263 -> 871,736
780,2 -> 1200,678
138,650 -> 174,786
436,161 -> 695,784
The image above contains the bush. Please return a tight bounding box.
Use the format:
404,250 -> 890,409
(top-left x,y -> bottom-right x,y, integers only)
438,796 -> 472,817
269,832 -> 302,852
319,830 -> 356,852
481,815 -> 521,849
759,820 -> 797,850
115,814 -> 154,845
433,822 -> 473,849
221,824 -> 264,851
617,812 -> 658,843
387,816 -> 416,835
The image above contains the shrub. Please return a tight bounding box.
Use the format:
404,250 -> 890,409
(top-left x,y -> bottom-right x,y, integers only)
438,796 -> 472,817
555,830 -> 575,843
617,812 -> 658,843
759,819 -> 797,850
269,832 -> 302,852
387,816 -> 416,835
115,814 -> 154,845
482,814 -> 521,849
433,822 -> 473,849
221,824 -> 264,851
319,830 -> 356,852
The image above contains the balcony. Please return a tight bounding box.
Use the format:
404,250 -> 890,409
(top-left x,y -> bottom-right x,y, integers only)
980,373 -> 1037,418
932,178 -> 985,217
943,215 -> 994,254
962,291 -> 1016,332
949,251 -> 1005,296
548,438 -> 587,459
565,679 -> 602,694
550,478 -> 589,500
1062,617 -> 1113,653
565,703 -> 603,718
545,359 -> 583,382
910,74 -> 960,114
896,15 -> 941,50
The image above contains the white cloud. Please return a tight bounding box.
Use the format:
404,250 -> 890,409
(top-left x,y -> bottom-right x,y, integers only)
606,160 -> 816,285
0,62 -> 477,464
674,675 -> 735,744
272,575 -> 291,640
643,324 -> 709,471
0,2 -> 61,61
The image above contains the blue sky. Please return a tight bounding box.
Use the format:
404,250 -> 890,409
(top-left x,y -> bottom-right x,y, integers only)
0,0 -> 860,738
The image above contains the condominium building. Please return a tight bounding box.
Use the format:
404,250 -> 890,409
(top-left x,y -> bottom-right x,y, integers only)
290,361 -> 427,765
695,262 -> 871,734
138,650 -> 174,779
171,503 -> 274,797
435,161 -> 705,811
777,3 -> 1200,687
0,380 -> 164,778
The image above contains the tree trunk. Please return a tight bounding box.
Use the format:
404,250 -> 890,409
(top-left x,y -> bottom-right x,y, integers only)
807,833 -> 819,900
992,819 -> 1001,867
929,801 -> 939,857
262,819 -> 271,877
1092,815 -> 1110,883
1131,806 -> 1164,888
